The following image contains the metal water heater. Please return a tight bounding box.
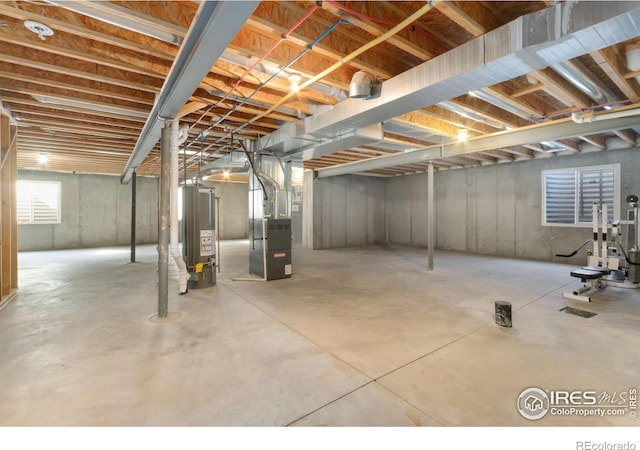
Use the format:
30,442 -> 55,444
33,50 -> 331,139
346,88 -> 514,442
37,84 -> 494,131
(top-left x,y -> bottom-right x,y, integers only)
182,185 -> 216,289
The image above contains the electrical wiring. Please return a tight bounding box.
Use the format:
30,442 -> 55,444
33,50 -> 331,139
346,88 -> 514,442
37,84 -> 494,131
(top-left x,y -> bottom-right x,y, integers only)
325,0 -> 449,51
207,2 -> 438,150
193,19 -> 349,145
187,5 -> 320,135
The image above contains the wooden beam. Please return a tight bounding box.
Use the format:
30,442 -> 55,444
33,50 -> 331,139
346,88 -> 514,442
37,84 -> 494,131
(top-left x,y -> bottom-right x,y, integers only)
529,69 -> 592,108
480,150 -> 515,161
0,86 -> 150,118
320,1 -> 440,61
1,93 -> 147,124
579,134 -> 607,149
178,101 -> 208,119
10,106 -> 144,130
0,3 -> 177,61
614,129 -> 636,146
393,111 -> 459,138
590,48 -> 639,100
0,31 -> 166,79
511,82 -> 546,98
0,67 -> 154,105
435,2 -> 491,37
500,146 -> 534,158
0,52 -> 160,93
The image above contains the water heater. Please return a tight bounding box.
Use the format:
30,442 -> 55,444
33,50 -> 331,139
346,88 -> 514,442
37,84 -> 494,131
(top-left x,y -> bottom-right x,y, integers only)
182,185 -> 216,289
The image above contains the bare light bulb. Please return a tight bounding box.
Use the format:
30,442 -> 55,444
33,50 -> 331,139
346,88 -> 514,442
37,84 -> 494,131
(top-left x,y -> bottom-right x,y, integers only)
288,74 -> 301,93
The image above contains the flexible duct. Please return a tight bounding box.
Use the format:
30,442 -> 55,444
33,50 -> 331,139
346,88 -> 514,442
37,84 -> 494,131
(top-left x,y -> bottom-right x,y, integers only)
170,120 -> 189,294
551,61 -> 613,103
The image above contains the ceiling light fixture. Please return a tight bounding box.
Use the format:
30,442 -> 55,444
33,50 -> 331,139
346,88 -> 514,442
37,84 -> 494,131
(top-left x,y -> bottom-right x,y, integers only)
24,20 -> 54,41
458,129 -> 468,141
288,74 -> 301,93
38,154 -> 48,165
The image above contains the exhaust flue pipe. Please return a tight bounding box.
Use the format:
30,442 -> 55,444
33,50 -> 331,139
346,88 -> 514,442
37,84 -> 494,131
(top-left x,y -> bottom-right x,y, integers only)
170,120 -> 189,294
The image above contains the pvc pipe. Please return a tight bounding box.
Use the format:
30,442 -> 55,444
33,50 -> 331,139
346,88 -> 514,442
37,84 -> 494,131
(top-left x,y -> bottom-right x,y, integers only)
216,196 -> 221,274
170,120 -> 189,294
602,203 -> 608,269
571,108 -> 640,124
592,202 -> 599,261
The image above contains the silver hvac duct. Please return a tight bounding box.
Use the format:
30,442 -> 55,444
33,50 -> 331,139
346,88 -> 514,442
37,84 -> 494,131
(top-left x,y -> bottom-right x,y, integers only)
261,122 -> 383,159
120,1 -> 259,183
437,101 -> 505,129
551,60 -> 619,106
260,2 -> 640,159
200,150 -> 248,172
202,163 -> 250,177
349,71 -> 376,99
316,107 -> 640,177
468,90 -> 539,121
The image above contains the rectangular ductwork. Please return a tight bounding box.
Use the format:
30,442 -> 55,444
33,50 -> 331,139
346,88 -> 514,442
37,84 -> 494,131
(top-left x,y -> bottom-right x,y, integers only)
304,1 -> 640,139
260,122 -> 383,160
258,1 -> 640,163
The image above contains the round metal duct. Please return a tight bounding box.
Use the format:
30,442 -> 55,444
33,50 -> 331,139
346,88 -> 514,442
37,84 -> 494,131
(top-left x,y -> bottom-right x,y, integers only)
349,71 -> 375,99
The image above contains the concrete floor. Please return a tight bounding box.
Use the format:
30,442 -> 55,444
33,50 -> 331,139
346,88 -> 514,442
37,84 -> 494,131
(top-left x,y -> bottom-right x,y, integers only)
1,241 -> 639,426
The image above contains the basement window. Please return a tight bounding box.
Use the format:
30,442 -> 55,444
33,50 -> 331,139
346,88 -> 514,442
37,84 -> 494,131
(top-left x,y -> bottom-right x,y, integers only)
16,180 -> 61,224
542,164 -> 619,227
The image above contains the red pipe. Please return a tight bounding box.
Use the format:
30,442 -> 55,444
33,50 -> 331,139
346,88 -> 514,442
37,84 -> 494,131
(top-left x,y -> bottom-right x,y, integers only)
544,95 -> 640,120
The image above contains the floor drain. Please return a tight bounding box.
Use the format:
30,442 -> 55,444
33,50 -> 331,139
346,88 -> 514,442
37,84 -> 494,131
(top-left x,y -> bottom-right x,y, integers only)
559,306 -> 597,318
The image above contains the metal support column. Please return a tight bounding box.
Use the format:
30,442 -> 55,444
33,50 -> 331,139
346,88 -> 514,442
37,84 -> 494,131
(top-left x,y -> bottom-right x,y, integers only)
427,162 -> 434,271
130,170 -> 137,263
158,124 -> 171,318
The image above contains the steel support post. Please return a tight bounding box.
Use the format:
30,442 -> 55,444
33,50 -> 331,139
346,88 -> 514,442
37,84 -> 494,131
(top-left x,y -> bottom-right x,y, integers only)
130,170 -> 137,263
427,162 -> 434,271
158,124 -> 171,318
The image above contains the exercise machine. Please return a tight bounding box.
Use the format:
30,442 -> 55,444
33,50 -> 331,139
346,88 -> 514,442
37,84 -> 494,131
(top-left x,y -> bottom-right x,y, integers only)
557,194 -> 640,302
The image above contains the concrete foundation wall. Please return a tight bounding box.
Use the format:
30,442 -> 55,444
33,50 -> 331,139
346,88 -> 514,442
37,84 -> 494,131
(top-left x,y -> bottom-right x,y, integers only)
18,170 -> 158,251
18,172 -> 250,251
386,148 -> 640,264
309,174 -> 385,249
203,181 -> 249,240
385,171 -> 432,247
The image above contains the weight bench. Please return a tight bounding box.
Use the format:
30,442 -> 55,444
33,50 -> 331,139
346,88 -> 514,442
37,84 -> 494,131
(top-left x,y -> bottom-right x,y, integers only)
564,267 -> 611,302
